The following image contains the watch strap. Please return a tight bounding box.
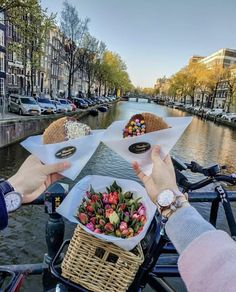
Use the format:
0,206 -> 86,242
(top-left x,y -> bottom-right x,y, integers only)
0,181 -> 14,196
0,186 -> 8,230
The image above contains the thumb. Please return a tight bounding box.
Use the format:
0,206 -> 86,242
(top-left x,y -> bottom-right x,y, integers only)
42,161 -> 71,176
151,145 -> 163,165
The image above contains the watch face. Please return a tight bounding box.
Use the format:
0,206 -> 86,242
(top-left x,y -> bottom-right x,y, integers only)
158,190 -> 175,207
5,192 -> 22,212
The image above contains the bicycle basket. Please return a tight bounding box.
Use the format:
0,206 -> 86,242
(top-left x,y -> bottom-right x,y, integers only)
61,225 -> 144,292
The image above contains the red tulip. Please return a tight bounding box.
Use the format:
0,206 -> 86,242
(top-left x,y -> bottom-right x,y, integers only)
86,205 -> 94,213
105,208 -> 114,218
78,213 -> 88,224
105,222 -> 114,232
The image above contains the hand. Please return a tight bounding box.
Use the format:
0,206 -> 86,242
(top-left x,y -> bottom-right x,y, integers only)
132,145 -> 178,203
8,155 -> 71,203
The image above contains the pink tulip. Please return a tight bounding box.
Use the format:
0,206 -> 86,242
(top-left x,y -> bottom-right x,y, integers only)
119,221 -> 128,232
86,222 -> 95,231
102,193 -> 109,204
94,228 -> 102,234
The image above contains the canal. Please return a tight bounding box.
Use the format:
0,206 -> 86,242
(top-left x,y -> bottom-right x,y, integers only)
1,100 -> 236,291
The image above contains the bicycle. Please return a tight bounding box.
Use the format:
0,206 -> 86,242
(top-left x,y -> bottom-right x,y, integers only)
1,158 -> 236,291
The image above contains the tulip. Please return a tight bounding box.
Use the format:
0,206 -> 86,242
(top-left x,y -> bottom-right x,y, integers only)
105,222 -> 114,232
97,208 -> 103,215
86,205 -> 94,213
94,228 -> 102,234
90,217 -> 96,225
109,211 -> 120,224
91,194 -> 100,202
86,222 -> 95,231
104,204 -> 111,209
140,215 -> 147,224
132,213 -> 140,220
121,229 -> 129,236
127,227 -> 134,237
99,219 -> 106,226
138,205 -> 146,216
105,208 -> 114,218
86,191 -> 92,198
118,203 -> 126,211
137,226 -> 144,234
77,213 -> 88,224
108,192 -> 119,205
102,193 -> 109,204
119,221 -> 128,232
115,229 -> 122,237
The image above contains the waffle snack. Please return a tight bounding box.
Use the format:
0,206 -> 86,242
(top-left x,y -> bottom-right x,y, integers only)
123,113 -> 169,138
43,117 -> 91,144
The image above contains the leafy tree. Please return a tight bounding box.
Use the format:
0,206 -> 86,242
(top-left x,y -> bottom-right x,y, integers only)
225,65 -> 236,112
60,0 -> 89,98
6,0 -> 54,95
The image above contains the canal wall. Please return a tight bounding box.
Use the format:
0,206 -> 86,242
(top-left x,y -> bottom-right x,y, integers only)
0,110 -> 90,148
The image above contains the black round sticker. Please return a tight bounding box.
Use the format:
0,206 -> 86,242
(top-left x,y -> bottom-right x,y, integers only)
55,146 -> 76,159
128,142 -> 151,154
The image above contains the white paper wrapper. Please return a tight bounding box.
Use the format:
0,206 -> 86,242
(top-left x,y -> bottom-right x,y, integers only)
21,130 -> 104,180
102,117 -> 192,175
56,175 -> 157,251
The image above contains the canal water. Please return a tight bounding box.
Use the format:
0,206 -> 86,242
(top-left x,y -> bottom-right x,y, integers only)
1,100 -> 236,291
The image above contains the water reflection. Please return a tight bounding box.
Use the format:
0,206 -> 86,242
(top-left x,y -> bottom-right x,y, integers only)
0,101 -> 236,291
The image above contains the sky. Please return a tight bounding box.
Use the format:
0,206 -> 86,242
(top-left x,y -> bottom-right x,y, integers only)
41,0 -> 236,88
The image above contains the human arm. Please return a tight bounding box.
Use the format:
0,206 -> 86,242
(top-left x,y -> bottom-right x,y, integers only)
132,146 -> 236,291
7,155 -> 70,203
0,155 -> 70,230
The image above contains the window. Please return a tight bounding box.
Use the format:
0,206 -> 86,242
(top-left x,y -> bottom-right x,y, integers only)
0,30 -> 4,47
0,12 -> 4,24
0,52 -> 5,72
0,78 -> 4,96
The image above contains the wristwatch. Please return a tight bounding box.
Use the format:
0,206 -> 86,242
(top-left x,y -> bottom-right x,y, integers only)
0,181 -> 23,212
156,189 -> 189,218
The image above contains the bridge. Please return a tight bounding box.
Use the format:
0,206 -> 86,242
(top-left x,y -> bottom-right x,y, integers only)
121,95 -> 157,103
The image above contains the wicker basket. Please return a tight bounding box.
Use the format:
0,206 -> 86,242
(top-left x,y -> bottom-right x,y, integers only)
61,226 -> 144,292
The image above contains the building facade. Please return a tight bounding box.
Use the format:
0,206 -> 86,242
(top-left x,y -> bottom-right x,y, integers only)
6,21 -> 26,95
0,10 -> 6,99
200,48 -> 236,69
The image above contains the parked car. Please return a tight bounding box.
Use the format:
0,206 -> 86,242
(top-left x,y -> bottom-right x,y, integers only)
71,97 -> 88,109
206,108 -> 224,117
8,94 -> 41,115
221,113 -> 236,122
36,97 -> 57,114
51,100 -> 66,114
56,98 -> 72,112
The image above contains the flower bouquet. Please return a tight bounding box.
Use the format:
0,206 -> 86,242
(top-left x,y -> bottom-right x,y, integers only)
56,175 -> 157,250
76,181 -> 147,238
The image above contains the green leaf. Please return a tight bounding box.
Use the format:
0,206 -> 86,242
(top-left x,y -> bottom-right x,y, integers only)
90,185 -> 95,195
